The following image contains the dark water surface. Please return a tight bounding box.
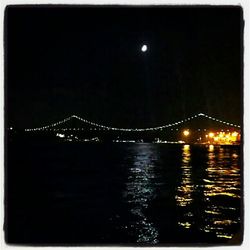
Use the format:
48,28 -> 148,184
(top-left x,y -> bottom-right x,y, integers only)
6,141 -> 242,245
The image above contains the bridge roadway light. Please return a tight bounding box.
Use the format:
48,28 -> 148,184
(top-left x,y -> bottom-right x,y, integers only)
183,130 -> 190,136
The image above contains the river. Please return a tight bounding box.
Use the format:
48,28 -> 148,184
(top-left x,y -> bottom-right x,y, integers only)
6,141 -> 242,245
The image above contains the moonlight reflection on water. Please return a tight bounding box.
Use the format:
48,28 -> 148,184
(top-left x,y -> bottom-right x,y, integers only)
123,144 -> 159,244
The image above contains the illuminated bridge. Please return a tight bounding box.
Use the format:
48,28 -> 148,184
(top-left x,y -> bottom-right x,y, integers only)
23,113 -> 241,143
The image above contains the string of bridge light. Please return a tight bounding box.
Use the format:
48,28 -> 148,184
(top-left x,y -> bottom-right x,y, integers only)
25,116 -> 72,132
24,113 -> 240,132
199,113 -> 240,128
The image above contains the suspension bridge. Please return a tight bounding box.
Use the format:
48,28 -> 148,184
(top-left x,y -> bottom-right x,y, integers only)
20,113 -> 242,143
24,113 -> 240,132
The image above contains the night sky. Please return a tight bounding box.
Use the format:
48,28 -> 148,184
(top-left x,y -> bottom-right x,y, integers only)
6,6 -> 243,129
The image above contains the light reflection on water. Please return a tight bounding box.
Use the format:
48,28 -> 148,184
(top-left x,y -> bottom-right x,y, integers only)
176,144 -> 194,229
123,144 -> 159,244
122,143 -> 241,243
201,145 -> 241,240
9,140 -> 241,244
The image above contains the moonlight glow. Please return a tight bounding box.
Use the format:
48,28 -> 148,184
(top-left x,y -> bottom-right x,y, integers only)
141,44 -> 147,52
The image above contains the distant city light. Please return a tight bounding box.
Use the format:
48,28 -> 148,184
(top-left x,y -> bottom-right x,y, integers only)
209,132 -> 214,138
219,132 -> 224,138
232,132 -> 238,137
10,127 -> 13,130
56,133 -> 65,138
183,130 -> 190,136
204,131 -> 240,145
178,140 -> 185,144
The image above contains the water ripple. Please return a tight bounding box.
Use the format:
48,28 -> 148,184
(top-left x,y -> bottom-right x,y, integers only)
123,144 -> 159,244
201,146 -> 241,240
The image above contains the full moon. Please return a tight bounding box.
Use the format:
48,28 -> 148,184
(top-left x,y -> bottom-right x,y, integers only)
141,44 -> 147,52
